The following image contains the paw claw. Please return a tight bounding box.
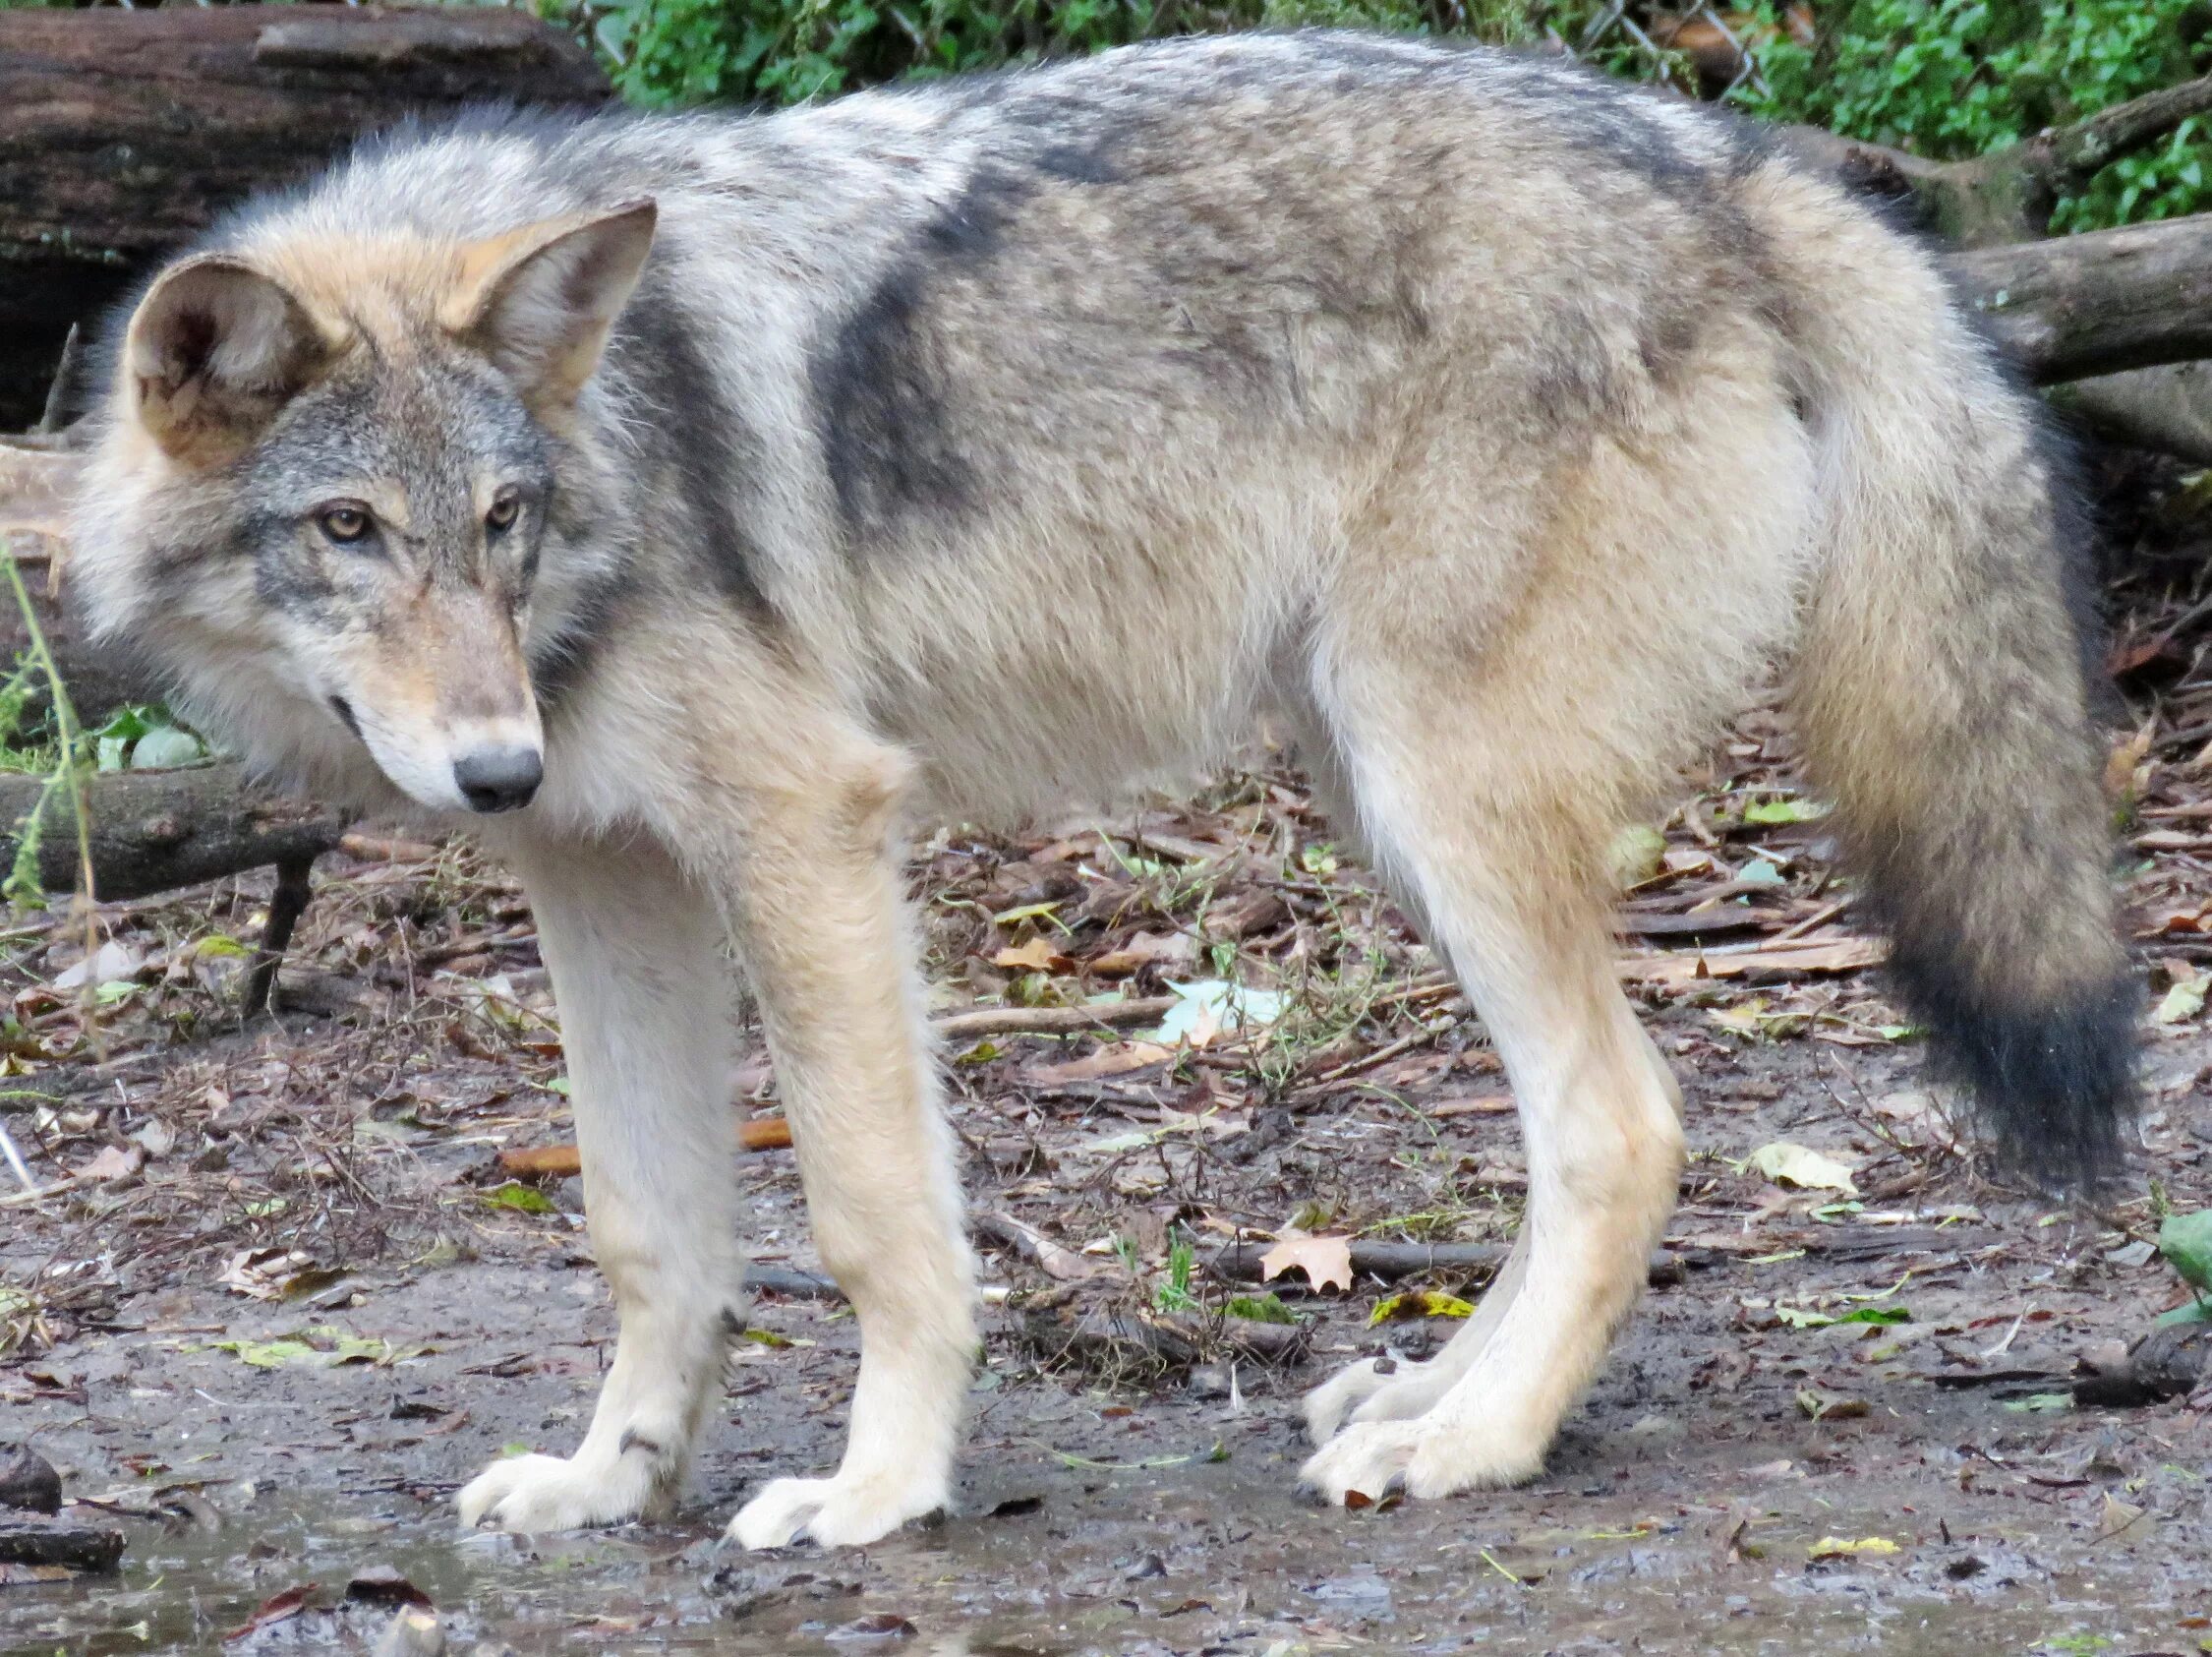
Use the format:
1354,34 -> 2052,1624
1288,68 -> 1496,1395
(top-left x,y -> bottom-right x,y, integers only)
456,1449 -> 662,1534
728,1469 -> 947,1552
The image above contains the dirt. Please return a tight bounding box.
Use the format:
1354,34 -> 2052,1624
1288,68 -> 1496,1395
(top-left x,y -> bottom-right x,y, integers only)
4,738 -> 2212,1656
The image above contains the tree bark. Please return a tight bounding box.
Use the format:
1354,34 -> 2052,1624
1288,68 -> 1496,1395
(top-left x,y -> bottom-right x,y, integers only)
0,763 -> 341,905
1943,217 -> 2212,385
0,6 -> 609,428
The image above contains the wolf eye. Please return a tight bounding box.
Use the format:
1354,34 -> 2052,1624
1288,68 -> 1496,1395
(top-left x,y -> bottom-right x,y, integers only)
486,490 -> 521,533
317,503 -> 372,545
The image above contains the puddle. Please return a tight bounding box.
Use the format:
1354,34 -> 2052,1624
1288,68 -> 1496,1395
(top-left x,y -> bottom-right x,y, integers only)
4,1455 -> 2197,1656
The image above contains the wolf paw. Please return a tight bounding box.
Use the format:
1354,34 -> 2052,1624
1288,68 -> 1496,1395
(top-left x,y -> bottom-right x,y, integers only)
457,1450 -> 664,1533
1304,1357 -> 1396,1444
1299,1420 -> 1423,1506
726,1468 -> 946,1551
1298,1415 -> 1544,1507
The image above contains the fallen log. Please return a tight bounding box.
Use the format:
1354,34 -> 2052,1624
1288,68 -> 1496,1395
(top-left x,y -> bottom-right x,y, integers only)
1786,72 -> 2212,249
0,6 -> 609,428
0,1513 -> 124,1572
0,762 -> 341,905
1945,216 -> 2212,385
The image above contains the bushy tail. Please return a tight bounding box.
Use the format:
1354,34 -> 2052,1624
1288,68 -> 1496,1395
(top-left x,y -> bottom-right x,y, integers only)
1782,204 -> 2137,1193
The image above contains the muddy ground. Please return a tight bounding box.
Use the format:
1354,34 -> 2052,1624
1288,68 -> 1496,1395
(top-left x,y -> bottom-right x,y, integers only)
7,658 -> 2212,1653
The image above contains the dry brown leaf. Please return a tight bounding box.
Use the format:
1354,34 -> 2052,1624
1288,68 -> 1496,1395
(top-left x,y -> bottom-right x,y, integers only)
1089,930 -> 1198,978
993,937 -> 1073,974
76,1144 -> 145,1185
1259,1234 -> 1355,1295
217,1246 -> 319,1300
1024,1041 -> 1174,1084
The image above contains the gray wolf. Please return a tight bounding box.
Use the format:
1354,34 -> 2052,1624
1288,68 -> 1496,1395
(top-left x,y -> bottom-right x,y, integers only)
72,30 -> 2136,1545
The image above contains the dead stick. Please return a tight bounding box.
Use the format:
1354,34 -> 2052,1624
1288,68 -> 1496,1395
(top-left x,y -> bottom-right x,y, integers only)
1207,1240 -> 1685,1287
934,995 -> 1178,1041
243,851 -> 317,1014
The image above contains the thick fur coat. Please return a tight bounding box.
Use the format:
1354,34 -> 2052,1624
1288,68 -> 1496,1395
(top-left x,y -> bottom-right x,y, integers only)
73,32 -> 2133,1544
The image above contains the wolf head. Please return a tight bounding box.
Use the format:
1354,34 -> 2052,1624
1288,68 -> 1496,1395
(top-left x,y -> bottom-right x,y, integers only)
73,200 -> 657,816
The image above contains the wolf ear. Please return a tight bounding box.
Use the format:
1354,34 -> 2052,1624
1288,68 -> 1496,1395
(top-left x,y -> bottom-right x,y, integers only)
125,257 -> 329,465
445,201 -> 657,414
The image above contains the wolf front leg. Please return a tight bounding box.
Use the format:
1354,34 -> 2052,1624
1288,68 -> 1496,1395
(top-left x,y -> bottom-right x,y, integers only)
714,753 -> 978,1551
457,833 -> 744,1532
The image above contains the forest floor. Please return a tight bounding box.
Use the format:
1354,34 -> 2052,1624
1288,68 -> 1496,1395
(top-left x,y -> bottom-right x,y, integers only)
7,468 -> 2212,1654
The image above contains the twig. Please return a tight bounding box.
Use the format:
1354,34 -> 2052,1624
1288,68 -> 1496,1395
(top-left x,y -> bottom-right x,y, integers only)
32,325 -> 80,438
244,851 -> 317,1013
1207,1238 -> 1683,1287
934,995 -> 1177,1042
0,1173 -> 82,1210
1306,1023 -> 1449,1088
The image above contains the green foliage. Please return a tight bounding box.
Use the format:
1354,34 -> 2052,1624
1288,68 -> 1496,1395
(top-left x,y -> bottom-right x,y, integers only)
557,0 -> 1568,110
1748,0 -> 2212,229
564,0 -> 2212,235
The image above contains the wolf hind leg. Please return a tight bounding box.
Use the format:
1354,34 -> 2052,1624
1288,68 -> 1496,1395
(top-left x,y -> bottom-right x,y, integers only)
1295,650 -> 1687,1504
457,834 -> 744,1533
1293,718 -> 1525,1445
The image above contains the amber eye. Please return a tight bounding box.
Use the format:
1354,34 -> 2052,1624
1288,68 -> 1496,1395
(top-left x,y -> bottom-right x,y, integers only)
317,503 -> 372,545
486,490 -> 521,533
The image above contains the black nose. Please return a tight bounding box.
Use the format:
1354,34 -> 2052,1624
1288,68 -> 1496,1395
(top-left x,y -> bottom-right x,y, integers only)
452,745 -> 543,813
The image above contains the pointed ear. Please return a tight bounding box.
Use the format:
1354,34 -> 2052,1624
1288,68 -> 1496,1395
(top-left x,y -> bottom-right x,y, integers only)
444,201 -> 657,413
125,257 -> 330,465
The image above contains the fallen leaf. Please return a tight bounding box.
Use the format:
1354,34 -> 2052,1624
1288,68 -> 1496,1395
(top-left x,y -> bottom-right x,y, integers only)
1808,1535 -> 1898,1561
225,1583 -> 319,1640
1024,1041 -> 1174,1083
826,1614 -> 917,1641
2095,1492 -> 2147,1541
1258,1235 -> 1355,1295
1089,931 -> 1198,978
1775,1304 -> 1909,1330
1795,1387 -> 1869,1420
2157,963 -> 2207,1025
1607,823 -> 1668,890
77,1144 -> 146,1186
1745,1142 -> 1859,1196
1151,980 -> 1285,1048
2159,1210 -> 2212,1294
343,1566 -> 434,1609
217,1247 -> 320,1301
51,939 -> 143,993
483,1181 -> 556,1215
993,937 -> 1072,974
1740,798 -> 1828,826
1369,1289 -> 1476,1326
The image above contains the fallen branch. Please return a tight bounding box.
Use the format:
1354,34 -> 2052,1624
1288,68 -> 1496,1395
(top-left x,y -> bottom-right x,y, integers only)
0,1513 -> 124,1572
1017,1304 -> 1310,1373
0,762 -> 341,904
496,1113 -> 792,1179
1787,73 -> 2212,248
1946,216 -> 2212,385
935,995 -> 1178,1042
1207,1239 -> 1686,1288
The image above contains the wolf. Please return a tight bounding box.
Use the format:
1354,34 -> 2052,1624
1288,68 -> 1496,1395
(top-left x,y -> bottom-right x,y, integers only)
72,30 -> 2135,1547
